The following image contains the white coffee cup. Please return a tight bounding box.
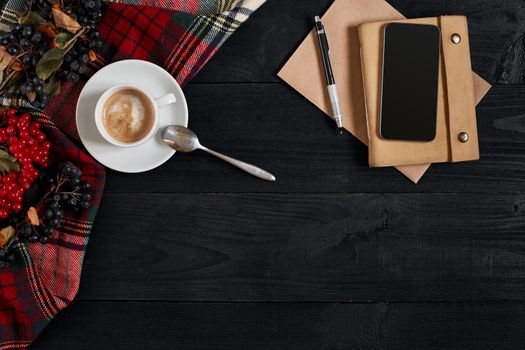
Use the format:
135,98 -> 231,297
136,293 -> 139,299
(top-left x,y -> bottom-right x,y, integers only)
95,84 -> 177,148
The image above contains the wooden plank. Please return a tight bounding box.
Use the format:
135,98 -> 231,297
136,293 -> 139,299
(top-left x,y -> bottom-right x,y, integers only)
193,0 -> 524,84
30,301 -> 525,350
104,84 -> 525,194
77,192 -> 525,302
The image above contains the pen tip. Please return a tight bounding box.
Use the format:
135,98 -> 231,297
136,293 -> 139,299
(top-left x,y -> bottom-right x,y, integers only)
338,128 -> 343,135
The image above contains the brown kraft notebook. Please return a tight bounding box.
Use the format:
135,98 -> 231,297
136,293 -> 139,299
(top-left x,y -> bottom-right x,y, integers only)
360,16 -> 480,168
277,0 -> 492,183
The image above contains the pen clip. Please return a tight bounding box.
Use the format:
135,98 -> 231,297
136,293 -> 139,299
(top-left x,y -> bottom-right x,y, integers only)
315,16 -> 329,52
317,20 -> 330,53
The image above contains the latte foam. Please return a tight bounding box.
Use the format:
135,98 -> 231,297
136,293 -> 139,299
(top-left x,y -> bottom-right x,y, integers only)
102,89 -> 155,143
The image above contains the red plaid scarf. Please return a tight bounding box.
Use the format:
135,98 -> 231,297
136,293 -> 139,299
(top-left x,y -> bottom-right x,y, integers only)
0,116 -> 106,349
0,0 -> 266,348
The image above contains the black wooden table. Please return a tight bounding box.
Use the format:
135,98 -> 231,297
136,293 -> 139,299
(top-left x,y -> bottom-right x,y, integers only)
30,0 -> 525,349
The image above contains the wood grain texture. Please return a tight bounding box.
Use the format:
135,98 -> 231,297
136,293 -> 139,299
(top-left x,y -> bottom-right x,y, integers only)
74,192 -> 525,302
27,0 -> 525,348
193,0 -> 525,84
103,84 -> 525,194
30,301 -> 525,350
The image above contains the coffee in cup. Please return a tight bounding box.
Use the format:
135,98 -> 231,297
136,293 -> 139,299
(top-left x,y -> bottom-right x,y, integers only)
95,85 -> 177,148
102,88 -> 155,143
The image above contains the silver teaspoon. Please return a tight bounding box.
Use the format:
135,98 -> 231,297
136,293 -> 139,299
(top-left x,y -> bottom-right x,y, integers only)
162,125 -> 276,182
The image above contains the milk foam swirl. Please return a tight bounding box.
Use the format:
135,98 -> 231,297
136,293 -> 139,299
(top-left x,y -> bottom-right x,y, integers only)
102,89 -> 155,143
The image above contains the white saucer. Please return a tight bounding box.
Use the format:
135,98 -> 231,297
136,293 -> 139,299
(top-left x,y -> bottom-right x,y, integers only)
76,60 -> 188,173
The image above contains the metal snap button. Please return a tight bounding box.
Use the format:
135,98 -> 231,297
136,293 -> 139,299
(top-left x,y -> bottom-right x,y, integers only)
458,132 -> 469,143
451,33 -> 461,44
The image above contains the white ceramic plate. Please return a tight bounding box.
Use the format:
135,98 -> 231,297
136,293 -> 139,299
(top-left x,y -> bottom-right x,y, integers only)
76,60 -> 188,173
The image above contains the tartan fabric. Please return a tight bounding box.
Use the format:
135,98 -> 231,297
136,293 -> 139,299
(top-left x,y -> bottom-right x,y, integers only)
0,0 -> 266,348
0,108 -> 106,350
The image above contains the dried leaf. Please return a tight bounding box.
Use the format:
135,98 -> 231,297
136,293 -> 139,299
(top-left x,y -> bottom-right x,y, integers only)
19,11 -> 48,26
38,23 -> 59,39
52,7 -> 82,34
0,46 -> 14,71
26,91 -> 36,103
12,61 -> 23,72
54,32 -> 74,49
36,48 -> 65,80
43,74 -> 61,96
88,49 -> 98,62
0,226 -> 15,247
27,207 -> 40,226
0,149 -> 20,174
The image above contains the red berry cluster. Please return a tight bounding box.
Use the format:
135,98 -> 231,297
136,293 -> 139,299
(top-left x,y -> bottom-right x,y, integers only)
0,109 -> 50,219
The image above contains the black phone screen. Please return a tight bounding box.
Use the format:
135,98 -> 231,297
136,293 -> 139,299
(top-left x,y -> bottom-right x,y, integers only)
380,23 -> 441,141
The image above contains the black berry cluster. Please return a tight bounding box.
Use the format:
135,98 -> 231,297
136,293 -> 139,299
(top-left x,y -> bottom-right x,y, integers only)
40,0 -> 105,83
55,161 -> 92,213
77,0 -> 105,27
60,32 -> 100,84
0,0 -> 105,104
0,245 -> 15,267
35,0 -> 105,27
0,161 -> 92,267
0,23 -> 50,108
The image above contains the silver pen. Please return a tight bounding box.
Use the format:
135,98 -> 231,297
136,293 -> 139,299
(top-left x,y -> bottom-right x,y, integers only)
314,16 -> 343,132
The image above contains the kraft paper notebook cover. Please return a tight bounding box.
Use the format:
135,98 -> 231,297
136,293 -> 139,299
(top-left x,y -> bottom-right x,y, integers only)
277,0 -> 492,183
360,16 -> 480,167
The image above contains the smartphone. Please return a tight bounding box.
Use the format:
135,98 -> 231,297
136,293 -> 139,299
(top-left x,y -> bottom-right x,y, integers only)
380,23 -> 441,142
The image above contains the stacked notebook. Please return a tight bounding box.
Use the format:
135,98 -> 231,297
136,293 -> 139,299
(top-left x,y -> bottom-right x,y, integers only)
278,0 -> 492,183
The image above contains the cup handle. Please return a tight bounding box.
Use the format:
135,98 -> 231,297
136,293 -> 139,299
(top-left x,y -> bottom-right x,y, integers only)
155,93 -> 177,108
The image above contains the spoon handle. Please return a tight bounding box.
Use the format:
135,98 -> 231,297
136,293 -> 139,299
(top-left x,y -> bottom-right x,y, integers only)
200,147 -> 276,182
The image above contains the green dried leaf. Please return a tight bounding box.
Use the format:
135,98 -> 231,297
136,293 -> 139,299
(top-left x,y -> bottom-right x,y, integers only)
36,48 -> 65,80
0,149 -> 20,175
19,11 -> 48,26
63,27 -> 87,51
54,32 -> 74,49
44,74 -> 61,96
